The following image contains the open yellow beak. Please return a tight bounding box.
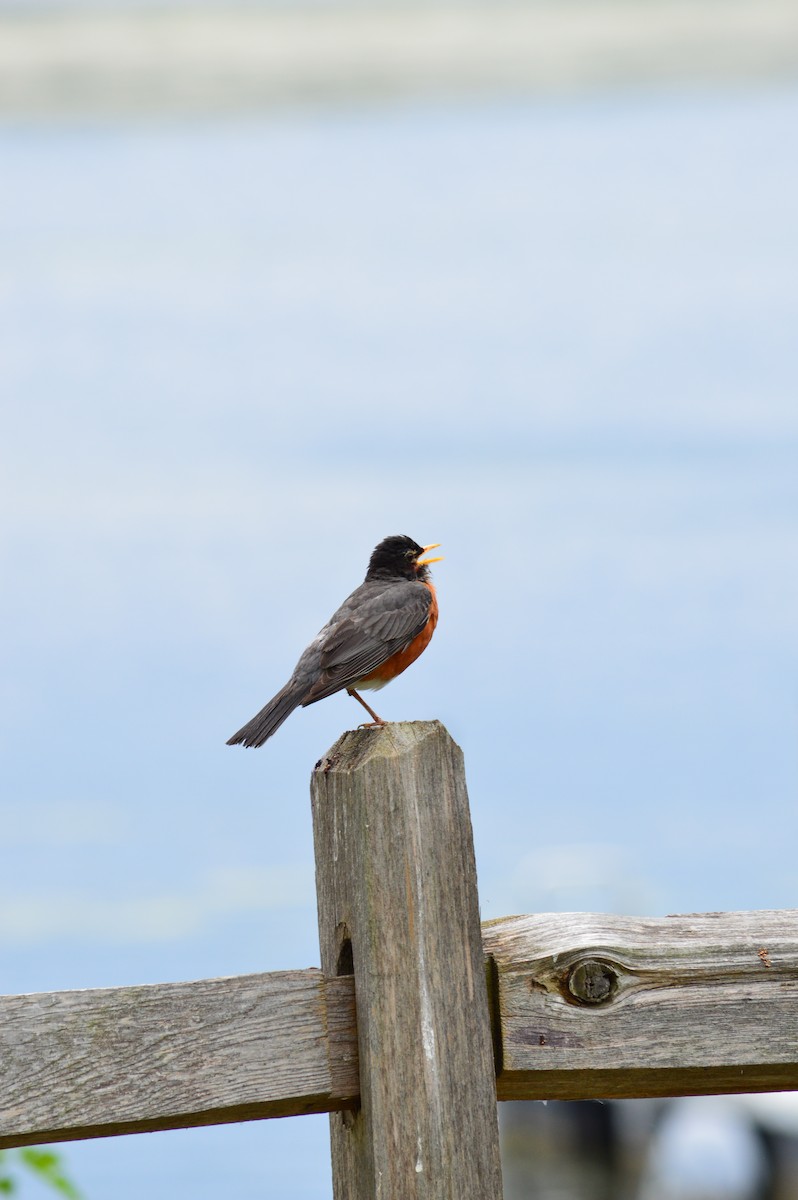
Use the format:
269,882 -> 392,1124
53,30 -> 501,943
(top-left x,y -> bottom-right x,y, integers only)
417,542 -> 444,567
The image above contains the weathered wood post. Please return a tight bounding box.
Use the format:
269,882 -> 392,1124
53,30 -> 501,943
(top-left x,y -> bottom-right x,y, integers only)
311,720 -> 503,1199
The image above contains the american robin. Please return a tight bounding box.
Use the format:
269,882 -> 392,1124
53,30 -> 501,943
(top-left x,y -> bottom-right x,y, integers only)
227,534 -> 442,747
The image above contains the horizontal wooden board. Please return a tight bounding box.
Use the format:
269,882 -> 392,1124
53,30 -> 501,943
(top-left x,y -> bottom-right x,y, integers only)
0,969 -> 358,1149
484,909 -> 798,1100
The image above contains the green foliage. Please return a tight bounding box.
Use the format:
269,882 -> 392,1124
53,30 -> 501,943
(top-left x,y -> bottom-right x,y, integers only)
0,1149 -> 82,1199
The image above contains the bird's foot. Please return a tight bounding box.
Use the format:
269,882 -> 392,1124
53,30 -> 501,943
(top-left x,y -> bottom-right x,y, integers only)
357,719 -> 386,730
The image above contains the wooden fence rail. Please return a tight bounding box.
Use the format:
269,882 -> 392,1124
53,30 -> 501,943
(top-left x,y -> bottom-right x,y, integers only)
2,722 -> 797,1195
0,971 -> 358,1149
486,908 -> 798,1100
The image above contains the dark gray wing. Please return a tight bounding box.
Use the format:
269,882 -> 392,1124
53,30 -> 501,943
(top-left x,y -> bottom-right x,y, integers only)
300,579 -> 432,705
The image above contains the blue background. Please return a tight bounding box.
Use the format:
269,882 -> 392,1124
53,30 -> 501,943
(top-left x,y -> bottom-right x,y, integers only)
2,84 -> 797,1196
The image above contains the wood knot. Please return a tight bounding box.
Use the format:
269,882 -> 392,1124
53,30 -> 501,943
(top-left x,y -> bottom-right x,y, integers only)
566,958 -> 619,1006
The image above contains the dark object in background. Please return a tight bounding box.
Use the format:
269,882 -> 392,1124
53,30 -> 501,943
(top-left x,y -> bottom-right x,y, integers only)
500,1100 -> 618,1200
500,1097 -> 797,1200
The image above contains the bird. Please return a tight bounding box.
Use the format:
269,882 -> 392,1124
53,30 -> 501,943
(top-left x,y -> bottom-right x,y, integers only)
226,534 -> 443,747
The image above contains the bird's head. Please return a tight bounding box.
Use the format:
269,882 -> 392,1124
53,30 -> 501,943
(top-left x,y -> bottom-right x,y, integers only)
366,535 -> 443,582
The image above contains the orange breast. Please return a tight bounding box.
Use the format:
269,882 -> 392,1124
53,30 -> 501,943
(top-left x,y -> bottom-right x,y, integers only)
358,583 -> 438,687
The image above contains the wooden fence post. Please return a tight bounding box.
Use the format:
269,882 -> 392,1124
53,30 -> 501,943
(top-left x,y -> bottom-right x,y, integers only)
311,720 -> 503,1199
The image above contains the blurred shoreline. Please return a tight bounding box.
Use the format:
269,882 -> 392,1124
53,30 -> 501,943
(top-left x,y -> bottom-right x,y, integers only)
1,0 -> 798,118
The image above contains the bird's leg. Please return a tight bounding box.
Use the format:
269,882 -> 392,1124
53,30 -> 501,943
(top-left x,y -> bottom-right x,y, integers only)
347,688 -> 386,727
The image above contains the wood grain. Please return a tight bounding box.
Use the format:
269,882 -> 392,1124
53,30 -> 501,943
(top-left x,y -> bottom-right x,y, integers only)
312,721 -> 503,1200
484,909 -> 798,1100
0,969 -> 357,1149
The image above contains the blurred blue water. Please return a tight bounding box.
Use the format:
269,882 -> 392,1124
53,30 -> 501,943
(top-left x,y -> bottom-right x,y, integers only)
2,86 -> 797,1198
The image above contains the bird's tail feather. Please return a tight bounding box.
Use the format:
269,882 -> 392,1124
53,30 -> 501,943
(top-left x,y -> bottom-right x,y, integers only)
226,682 -> 303,748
